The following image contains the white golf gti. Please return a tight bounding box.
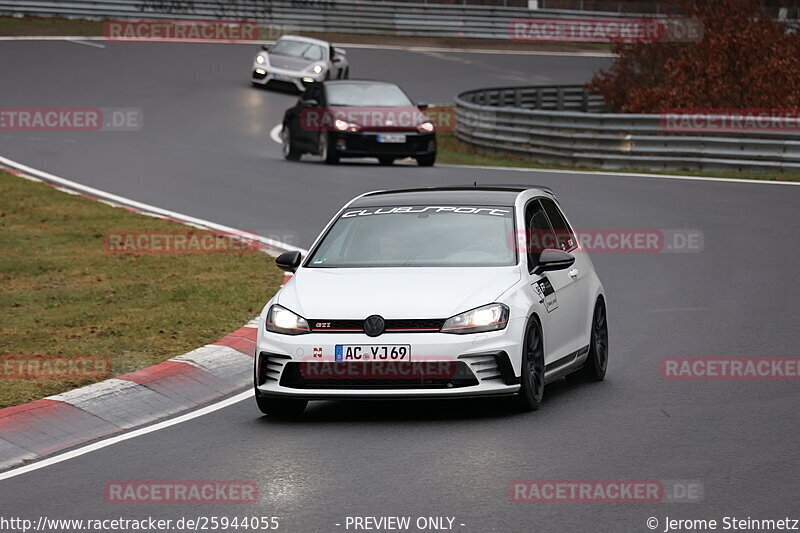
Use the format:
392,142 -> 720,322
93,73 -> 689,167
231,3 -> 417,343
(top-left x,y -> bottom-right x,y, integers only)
255,186 -> 608,416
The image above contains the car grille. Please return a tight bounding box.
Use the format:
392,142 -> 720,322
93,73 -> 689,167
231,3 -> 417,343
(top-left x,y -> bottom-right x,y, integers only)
279,361 -> 479,389
265,78 -> 299,92
340,133 -> 433,155
309,318 -> 446,333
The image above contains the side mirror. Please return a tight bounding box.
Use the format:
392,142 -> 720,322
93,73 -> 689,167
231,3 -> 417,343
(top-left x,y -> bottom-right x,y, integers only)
417,102 -> 429,111
261,44 -> 270,51
301,98 -> 319,108
533,249 -> 575,275
276,251 -> 302,273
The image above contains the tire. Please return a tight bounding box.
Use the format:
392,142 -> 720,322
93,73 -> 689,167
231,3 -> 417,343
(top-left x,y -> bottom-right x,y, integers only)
515,318 -> 545,412
578,298 -> 608,381
318,132 -> 339,164
416,153 -> 436,167
378,157 -> 394,166
255,391 -> 307,418
281,125 -> 301,161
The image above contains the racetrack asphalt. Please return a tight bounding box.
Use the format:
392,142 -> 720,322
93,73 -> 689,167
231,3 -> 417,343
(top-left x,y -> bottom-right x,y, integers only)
0,40 -> 798,533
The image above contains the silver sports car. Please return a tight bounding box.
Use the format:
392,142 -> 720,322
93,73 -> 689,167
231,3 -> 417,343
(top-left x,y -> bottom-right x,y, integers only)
251,35 -> 349,92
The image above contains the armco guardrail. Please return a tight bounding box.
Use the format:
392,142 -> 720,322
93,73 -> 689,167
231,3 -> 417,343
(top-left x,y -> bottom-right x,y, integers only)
455,85 -> 800,173
0,0 -> 664,39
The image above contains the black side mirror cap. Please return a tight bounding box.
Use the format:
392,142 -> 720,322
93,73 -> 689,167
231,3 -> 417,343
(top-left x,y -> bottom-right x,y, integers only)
417,102 -> 429,110
276,251 -> 302,273
533,249 -> 575,275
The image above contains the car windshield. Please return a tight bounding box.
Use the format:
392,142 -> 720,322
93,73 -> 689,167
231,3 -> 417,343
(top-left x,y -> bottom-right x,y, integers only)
326,83 -> 413,107
270,39 -> 324,61
307,205 -> 516,268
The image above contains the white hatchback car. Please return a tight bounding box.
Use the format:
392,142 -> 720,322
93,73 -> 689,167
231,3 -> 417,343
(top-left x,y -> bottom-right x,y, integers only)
255,186 -> 608,416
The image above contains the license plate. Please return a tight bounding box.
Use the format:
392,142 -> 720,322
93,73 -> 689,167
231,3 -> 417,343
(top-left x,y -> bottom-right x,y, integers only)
335,344 -> 411,361
376,134 -> 406,143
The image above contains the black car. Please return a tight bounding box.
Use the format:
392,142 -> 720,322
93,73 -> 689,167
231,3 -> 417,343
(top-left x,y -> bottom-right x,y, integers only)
280,80 -> 436,166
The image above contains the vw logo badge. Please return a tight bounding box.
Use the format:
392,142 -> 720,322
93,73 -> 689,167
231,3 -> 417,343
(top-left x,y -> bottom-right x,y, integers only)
364,315 -> 385,337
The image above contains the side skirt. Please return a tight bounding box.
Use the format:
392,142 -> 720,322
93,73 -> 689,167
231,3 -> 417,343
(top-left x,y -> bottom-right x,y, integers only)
544,344 -> 590,384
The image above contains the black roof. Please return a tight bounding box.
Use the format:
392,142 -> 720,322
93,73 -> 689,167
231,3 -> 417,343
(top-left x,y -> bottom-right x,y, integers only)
349,185 -> 554,208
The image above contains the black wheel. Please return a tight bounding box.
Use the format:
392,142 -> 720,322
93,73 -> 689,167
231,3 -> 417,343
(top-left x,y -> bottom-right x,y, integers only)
378,157 -> 394,166
281,125 -> 301,161
579,298 -> 608,381
318,132 -> 339,164
416,153 -> 436,167
516,319 -> 545,412
255,391 -> 307,418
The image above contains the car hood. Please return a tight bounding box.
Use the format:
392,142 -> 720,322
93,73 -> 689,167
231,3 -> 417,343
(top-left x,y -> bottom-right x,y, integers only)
268,54 -> 316,71
277,266 -> 521,320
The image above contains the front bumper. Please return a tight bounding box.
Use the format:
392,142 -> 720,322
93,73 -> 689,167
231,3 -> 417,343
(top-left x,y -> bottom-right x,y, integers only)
255,325 -> 524,400
251,64 -> 323,91
328,131 -> 436,158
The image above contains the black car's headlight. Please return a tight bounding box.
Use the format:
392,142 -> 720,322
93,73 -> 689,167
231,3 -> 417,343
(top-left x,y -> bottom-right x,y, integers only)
440,303 -> 509,334
265,304 -> 310,335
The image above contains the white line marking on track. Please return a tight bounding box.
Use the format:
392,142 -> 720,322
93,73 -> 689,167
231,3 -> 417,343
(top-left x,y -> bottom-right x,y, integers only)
65,38 -> 105,48
270,124 -> 283,144
0,155 -> 308,253
0,36 -> 614,56
0,391 -> 251,481
441,163 -> 800,186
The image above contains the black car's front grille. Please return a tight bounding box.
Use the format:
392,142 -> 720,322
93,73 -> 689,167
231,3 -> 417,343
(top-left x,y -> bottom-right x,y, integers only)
336,132 -> 434,155
279,361 -> 478,389
309,318 -> 446,333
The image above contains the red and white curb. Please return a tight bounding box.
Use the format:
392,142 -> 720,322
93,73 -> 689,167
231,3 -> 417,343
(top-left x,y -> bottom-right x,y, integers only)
0,156 -> 301,472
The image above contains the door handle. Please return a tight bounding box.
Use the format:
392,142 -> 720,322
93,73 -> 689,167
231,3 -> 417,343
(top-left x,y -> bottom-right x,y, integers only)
569,268 -> 579,279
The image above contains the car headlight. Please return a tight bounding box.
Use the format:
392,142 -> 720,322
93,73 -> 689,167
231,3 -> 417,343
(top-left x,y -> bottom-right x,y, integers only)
334,119 -> 359,132
441,303 -> 509,334
312,64 -> 323,74
417,121 -> 434,133
266,304 -> 310,335
256,54 -> 265,65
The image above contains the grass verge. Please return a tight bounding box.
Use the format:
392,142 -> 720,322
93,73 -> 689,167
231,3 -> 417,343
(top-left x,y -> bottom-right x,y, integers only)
0,170 -> 283,408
